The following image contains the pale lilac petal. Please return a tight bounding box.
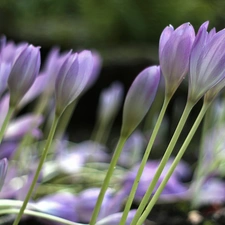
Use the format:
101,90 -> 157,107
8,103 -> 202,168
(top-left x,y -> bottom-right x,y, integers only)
55,50 -> 94,114
189,22 -> 225,101
4,114 -> 43,141
159,25 -> 174,57
97,81 -> 124,124
121,66 -> 160,137
34,192 -> 78,224
18,74 -> 49,108
160,22 -> 195,94
8,45 -> 41,106
76,188 -> 113,223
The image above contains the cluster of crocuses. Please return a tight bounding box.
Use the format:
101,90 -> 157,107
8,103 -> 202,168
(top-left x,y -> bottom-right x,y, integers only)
0,20 -> 225,225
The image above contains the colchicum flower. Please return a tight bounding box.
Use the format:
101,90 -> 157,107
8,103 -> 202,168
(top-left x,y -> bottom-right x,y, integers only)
159,22 -> 195,96
97,81 -> 124,125
55,50 -> 93,115
188,21 -> 225,102
121,66 -> 160,137
8,44 -> 41,107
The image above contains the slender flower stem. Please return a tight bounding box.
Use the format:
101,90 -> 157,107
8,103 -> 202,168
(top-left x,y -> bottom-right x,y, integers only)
0,199 -> 36,209
0,208 -> 86,225
90,135 -> 127,225
119,96 -> 171,225
136,101 -> 210,225
0,106 -> 14,144
131,100 -> 195,225
12,115 -> 60,225
56,100 -> 77,139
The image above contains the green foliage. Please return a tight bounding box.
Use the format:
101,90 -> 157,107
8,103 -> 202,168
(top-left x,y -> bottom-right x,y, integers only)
0,0 -> 225,47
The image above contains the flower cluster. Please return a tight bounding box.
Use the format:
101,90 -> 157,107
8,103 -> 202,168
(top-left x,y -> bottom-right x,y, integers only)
0,20 -> 225,225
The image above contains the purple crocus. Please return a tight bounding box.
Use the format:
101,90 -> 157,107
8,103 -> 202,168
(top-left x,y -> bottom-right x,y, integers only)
75,188 -> 113,223
121,66 -> 160,137
82,50 -> 102,93
188,21 -> 225,102
122,159 -> 190,203
159,22 -> 195,96
97,81 -> 124,124
55,50 -> 93,115
0,38 -> 27,97
34,192 -> 79,225
8,44 -> 41,106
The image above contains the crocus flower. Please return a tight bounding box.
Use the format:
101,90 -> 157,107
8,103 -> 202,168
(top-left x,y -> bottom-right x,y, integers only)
82,50 -> 102,93
0,158 -> 8,191
41,47 -> 69,94
97,81 -> 124,125
75,188 -> 113,223
122,159 -> 190,203
55,50 -> 93,115
121,66 -> 160,137
188,21 -> 225,102
159,22 -> 195,96
8,44 -> 41,107
0,39 -> 30,97
34,192 -> 78,225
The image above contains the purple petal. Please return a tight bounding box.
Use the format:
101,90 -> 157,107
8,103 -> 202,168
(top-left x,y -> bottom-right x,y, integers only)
4,114 -> 43,141
121,66 -> 160,137
8,45 -> 41,106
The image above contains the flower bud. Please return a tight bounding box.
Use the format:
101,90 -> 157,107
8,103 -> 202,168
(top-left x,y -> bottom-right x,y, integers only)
8,44 -> 41,106
188,21 -> 225,102
97,82 -> 124,124
55,50 -> 93,115
121,66 -> 160,137
159,23 -> 195,96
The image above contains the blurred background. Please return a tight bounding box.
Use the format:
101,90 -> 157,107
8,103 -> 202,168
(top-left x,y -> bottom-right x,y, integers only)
1,0 -> 225,148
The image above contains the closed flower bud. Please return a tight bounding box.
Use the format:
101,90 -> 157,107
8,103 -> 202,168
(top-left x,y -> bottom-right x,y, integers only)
188,21 -> 225,102
159,23 -> 195,96
97,82 -> 124,124
55,50 -> 93,115
121,66 -> 160,137
8,44 -> 41,107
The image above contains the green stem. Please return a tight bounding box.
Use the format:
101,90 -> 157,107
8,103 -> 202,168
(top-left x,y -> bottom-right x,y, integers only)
0,106 -> 14,144
0,208 -> 86,225
12,115 -> 60,225
136,102 -> 210,225
0,199 -> 36,209
89,135 -> 127,225
130,100 -> 194,225
119,96 -> 171,225
56,100 -> 77,139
